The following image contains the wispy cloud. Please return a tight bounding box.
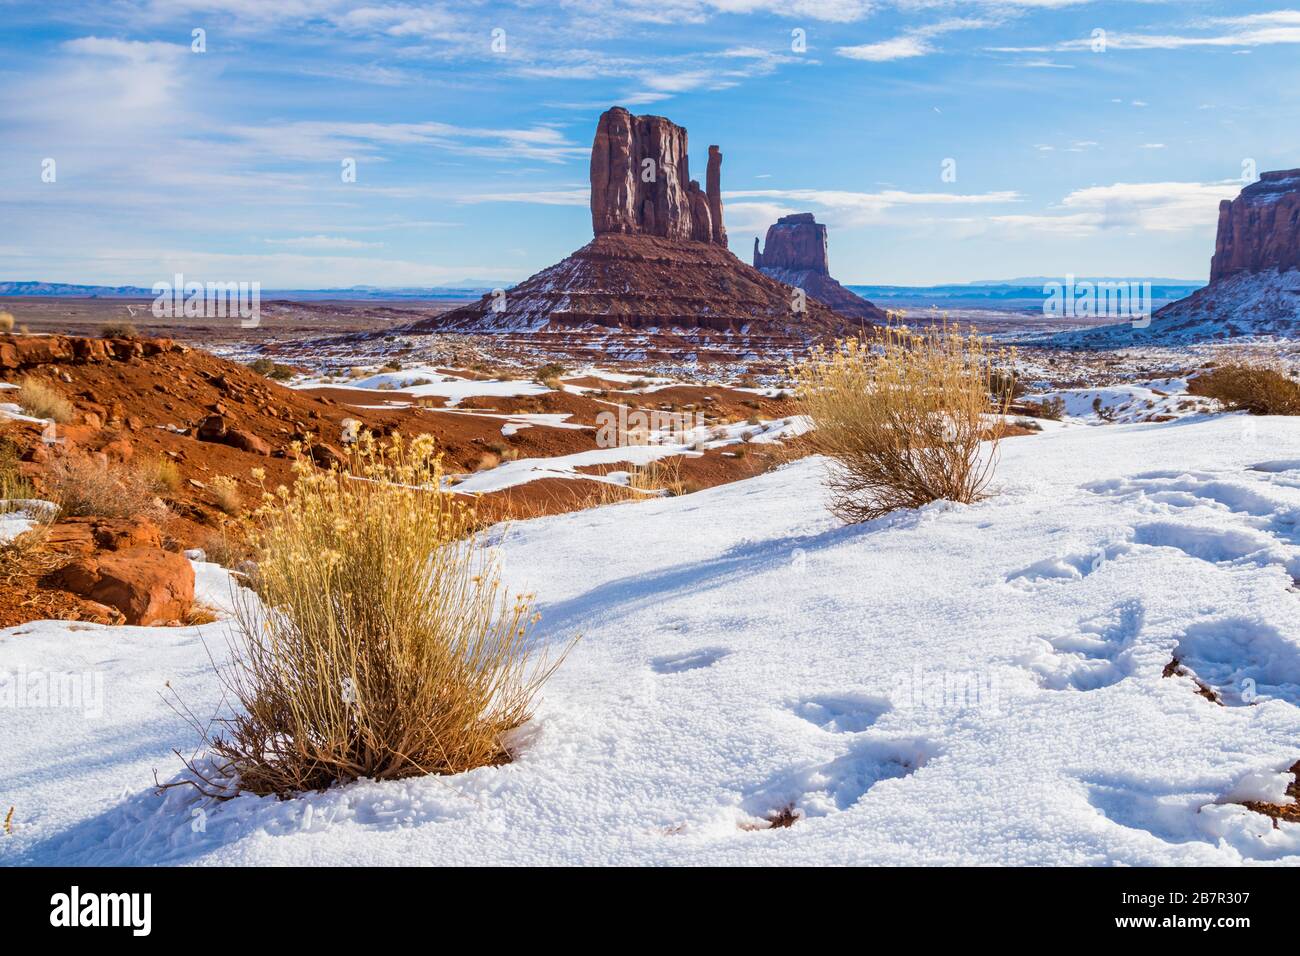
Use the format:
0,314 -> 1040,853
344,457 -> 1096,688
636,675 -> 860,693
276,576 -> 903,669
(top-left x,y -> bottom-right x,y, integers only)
990,181 -> 1240,235
838,17 -> 996,62
990,9 -> 1300,54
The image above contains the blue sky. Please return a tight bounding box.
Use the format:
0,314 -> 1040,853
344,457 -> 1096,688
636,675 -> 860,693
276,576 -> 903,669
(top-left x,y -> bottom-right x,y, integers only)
1,0 -> 1297,287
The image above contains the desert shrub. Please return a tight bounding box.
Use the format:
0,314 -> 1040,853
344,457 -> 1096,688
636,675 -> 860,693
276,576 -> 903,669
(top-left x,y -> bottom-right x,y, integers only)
989,369 -> 1027,401
45,452 -> 163,519
0,311 -> 14,333
1187,362 -> 1300,415
533,362 -> 566,385
16,377 -> 74,424
248,358 -> 295,381
209,475 -> 242,515
1022,396 -> 1066,421
143,456 -> 181,493
198,520 -> 255,569
188,434 -> 566,796
99,321 -> 138,340
0,437 -> 36,505
381,359 -> 402,372
791,323 -> 1014,523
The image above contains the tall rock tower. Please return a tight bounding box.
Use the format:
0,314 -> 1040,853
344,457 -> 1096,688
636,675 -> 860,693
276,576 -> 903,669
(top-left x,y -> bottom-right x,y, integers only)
589,106 -> 728,246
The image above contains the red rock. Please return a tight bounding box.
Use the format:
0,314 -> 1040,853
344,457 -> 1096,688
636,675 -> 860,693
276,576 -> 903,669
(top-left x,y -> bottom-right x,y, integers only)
0,334 -> 179,371
1210,169 -> 1300,282
101,438 -> 134,462
706,145 -> 726,247
55,546 -> 194,625
46,516 -> 163,555
225,428 -> 271,456
753,213 -> 884,322
394,108 -> 883,343
590,106 -> 726,245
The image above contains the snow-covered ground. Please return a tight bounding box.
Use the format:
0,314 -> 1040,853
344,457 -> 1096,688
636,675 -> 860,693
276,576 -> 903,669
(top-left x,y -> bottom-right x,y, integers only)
3,415 -> 1300,865
1022,378 -> 1219,425
294,366 -> 551,407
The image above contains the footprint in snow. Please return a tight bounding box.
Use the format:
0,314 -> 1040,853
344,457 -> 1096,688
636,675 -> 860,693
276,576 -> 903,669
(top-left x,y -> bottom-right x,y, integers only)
1032,598 -> 1146,692
1170,616 -> 1300,706
736,737 -> 934,826
651,647 -> 730,674
789,694 -> 892,734
1006,543 -> 1130,586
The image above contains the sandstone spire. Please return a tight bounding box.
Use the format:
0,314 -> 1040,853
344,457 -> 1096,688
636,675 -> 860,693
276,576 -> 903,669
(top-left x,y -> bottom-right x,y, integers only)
707,145 -> 727,246
589,106 -> 727,245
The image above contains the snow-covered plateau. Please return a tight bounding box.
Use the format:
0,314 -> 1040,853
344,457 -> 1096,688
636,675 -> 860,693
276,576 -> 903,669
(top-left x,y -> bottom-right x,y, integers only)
3,414 -> 1300,865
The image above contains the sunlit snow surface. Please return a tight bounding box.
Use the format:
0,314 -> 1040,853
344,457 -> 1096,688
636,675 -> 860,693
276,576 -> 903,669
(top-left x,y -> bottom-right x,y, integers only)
3,416 -> 1300,865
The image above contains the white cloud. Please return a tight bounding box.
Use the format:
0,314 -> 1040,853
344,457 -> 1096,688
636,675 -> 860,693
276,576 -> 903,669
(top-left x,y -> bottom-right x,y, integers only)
458,189 -> 589,205
991,180 -> 1240,235
263,235 -> 384,249
838,17 -> 996,62
724,186 -> 1021,227
992,10 -> 1300,54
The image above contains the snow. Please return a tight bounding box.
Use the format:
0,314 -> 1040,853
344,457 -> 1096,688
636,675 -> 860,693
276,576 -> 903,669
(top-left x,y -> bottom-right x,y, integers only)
0,500 -> 56,544
1021,379 -> 1217,425
296,366 -> 550,407
4,417 -> 1300,865
0,402 -> 49,425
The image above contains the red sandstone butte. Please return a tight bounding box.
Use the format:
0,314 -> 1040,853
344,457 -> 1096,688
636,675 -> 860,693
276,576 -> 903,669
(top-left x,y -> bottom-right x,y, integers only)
1210,169 -> 1300,282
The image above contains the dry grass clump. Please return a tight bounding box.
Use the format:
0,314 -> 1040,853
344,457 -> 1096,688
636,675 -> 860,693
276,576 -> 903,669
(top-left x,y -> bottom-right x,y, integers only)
142,456 -> 181,494
188,433 -> 568,797
1187,362 -> 1300,416
45,452 -> 163,520
16,377 -> 73,424
99,321 -> 139,339
209,475 -> 242,515
199,520 -> 255,570
0,312 -> 14,333
791,321 -> 1014,523
0,437 -> 36,504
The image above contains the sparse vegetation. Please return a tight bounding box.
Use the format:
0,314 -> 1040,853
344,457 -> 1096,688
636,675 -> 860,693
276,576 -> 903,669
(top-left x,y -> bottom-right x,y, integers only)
791,321 -> 1014,524
248,358 -> 295,381
1022,396 -> 1066,421
45,452 -> 163,520
0,312 -> 13,333
1188,362 -> 1300,416
0,437 -> 36,505
534,362 -> 566,387
16,377 -> 74,424
99,321 -> 139,340
143,456 -> 181,494
209,475 -> 242,515
185,433 -> 566,796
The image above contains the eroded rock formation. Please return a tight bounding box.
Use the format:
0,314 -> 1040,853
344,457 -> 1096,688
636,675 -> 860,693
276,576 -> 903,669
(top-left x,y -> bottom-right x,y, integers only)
589,107 -> 727,246
753,213 -> 880,322
1210,169 -> 1300,282
753,213 -> 828,275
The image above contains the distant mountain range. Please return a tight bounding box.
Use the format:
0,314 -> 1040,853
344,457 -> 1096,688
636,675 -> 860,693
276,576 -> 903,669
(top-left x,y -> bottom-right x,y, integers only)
0,281 -> 509,300
4,277 -> 1203,306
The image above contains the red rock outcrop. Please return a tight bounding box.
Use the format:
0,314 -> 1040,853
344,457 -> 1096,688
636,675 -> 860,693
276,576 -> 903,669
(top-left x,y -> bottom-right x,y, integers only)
753,213 -> 883,323
1210,169 -> 1300,282
56,547 -> 195,625
706,146 -> 726,247
754,213 -> 829,275
589,106 -> 727,246
0,333 -> 182,371
397,107 -> 883,347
